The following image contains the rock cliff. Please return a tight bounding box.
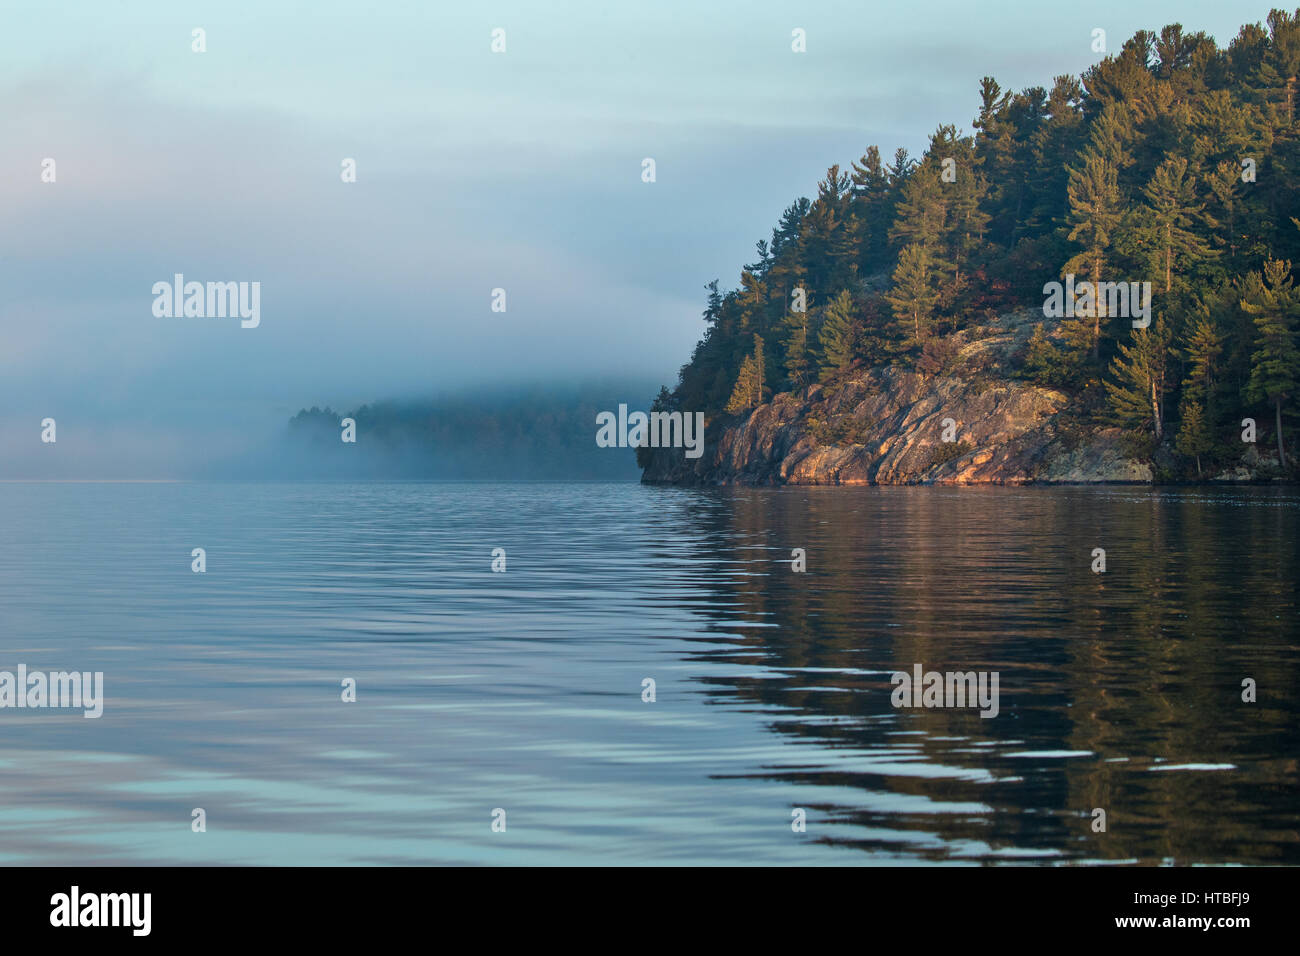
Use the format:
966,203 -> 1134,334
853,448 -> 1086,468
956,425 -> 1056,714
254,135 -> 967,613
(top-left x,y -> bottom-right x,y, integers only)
642,309 -> 1160,486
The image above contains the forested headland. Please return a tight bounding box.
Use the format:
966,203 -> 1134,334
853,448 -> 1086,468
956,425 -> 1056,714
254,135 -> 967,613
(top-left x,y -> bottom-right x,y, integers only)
646,12 -> 1300,483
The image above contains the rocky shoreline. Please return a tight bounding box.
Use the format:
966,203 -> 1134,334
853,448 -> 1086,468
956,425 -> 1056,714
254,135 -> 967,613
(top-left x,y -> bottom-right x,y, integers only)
641,310 -> 1282,487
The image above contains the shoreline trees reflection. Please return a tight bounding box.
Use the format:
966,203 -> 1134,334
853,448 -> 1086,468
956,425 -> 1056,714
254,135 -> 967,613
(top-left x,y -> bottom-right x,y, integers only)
672,486 -> 1299,863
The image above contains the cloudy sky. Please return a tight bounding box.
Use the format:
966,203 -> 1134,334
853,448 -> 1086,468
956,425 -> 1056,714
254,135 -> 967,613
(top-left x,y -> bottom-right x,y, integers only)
0,0 -> 1257,476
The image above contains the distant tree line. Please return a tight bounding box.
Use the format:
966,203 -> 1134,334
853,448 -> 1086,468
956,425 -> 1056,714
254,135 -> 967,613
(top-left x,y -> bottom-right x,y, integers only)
287,385 -> 653,480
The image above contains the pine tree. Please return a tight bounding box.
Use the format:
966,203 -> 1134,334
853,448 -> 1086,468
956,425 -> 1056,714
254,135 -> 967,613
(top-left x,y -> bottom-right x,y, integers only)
1063,149 -> 1123,358
725,335 -> 768,415
1138,155 -> 1217,292
736,270 -> 767,318
702,280 -> 724,323
1175,399 -> 1212,475
1105,317 -> 1173,439
724,354 -> 759,414
1190,92 -> 1271,269
887,147 -> 914,186
973,77 -> 1014,224
1205,159 -> 1245,266
745,239 -> 772,276
1023,323 -> 1086,386
1024,75 -> 1084,234
946,137 -> 991,283
816,290 -> 859,381
1240,258 -> 1300,467
1180,312 -> 1224,414
981,84 -> 1044,246
850,145 -> 891,274
884,245 -> 940,346
764,199 -> 811,313
802,166 -> 859,297
1083,103 -> 1137,175
782,309 -> 811,390
1256,10 -> 1300,127
890,157 -> 951,273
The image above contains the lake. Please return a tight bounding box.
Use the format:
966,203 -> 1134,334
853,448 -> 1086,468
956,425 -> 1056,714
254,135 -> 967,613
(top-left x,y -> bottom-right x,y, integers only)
0,481 -> 1296,865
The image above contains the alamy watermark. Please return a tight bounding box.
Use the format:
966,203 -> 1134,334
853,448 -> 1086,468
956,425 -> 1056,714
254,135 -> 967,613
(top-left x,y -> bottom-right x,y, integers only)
0,664 -> 103,718
891,664 -> 999,718
50,886 -> 150,936
596,403 -> 705,459
152,274 -> 261,328
1042,275 -> 1151,328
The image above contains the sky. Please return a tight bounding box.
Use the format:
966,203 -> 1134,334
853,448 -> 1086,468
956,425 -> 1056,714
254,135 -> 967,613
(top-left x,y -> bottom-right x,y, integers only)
0,0 -> 1266,477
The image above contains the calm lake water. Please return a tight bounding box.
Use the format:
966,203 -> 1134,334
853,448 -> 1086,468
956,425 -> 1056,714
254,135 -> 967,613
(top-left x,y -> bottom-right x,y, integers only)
0,481 -> 1296,865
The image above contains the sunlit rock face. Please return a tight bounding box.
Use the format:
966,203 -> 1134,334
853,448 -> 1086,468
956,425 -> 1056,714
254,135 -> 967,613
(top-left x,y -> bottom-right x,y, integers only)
642,310 -> 1160,486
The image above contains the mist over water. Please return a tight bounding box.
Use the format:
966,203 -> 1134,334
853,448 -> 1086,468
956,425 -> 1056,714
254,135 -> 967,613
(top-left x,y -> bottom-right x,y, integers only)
1,381 -> 657,481
1,481 -> 1294,865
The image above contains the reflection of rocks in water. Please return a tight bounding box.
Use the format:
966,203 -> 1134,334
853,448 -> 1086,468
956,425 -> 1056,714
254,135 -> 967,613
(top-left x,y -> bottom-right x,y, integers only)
674,486 -> 1300,863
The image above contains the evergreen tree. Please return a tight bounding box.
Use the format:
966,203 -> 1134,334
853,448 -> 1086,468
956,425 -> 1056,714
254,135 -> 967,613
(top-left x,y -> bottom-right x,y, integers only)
1175,399 -> 1212,475
1180,311 -> 1224,414
1064,149 -> 1124,358
1082,103 -> 1137,175
889,160 -> 951,270
1256,10 -> 1300,127
703,280 -> 724,323
745,239 -> 772,276
887,148 -> 914,186
1024,323 -> 1086,386
736,270 -> 768,327
725,335 -> 768,415
802,166 -> 859,297
782,304 -> 812,390
1081,32 -> 1158,128
884,245 -> 940,345
1240,258 -> 1300,467
1137,155 -> 1217,292
1106,317 -> 1173,439
973,76 -> 1014,231
980,82 -> 1045,246
1024,75 -> 1085,234
1205,160 -> 1247,268
1190,92 -> 1271,270
765,198 -> 812,308
945,132 -> 992,283
816,290 -> 859,381
850,145 -> 891,274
